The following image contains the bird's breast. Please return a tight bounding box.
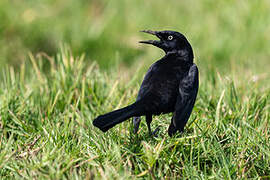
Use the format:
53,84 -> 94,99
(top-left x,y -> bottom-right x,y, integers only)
137,60 -> 190,112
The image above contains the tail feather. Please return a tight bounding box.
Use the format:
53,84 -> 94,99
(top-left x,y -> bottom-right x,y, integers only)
93,103 -> 142,132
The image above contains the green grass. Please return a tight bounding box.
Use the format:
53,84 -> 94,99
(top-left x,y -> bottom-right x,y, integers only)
0,48 -> 269,179
1,0 -> 270,179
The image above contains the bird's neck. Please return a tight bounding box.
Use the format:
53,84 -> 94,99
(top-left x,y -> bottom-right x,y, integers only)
165,49 -> 194,64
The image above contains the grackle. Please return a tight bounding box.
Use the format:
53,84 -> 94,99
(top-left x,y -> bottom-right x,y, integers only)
93,30 -> 199,136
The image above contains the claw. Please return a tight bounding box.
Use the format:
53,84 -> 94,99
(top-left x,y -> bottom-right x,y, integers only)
150,126 -> 160,137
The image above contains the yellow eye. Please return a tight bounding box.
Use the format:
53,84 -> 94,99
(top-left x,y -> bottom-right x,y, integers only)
168,35 -> 173,40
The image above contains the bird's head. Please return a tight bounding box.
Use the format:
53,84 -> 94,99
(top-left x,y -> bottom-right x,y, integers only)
139,30 -> 194,60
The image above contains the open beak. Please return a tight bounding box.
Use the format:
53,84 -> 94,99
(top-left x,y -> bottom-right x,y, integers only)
139,30 -> 162,47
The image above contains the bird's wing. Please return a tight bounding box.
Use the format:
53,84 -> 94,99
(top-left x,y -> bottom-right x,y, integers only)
171,63 -> 199,132
136,63 -> 157,101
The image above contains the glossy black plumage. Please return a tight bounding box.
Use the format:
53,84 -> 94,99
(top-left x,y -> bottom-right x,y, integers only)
93,30 -> 199,136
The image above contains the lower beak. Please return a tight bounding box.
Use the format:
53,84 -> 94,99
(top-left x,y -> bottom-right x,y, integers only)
139,40 -> 160,45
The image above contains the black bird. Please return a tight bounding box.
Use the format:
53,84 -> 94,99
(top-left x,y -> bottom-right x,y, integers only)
93,30 -> 199,136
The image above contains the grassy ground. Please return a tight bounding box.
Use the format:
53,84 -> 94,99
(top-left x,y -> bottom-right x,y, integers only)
0,0 -> 270,179
0,48 -> 269,179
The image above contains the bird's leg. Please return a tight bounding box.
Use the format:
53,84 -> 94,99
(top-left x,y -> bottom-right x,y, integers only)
146,114 -> 159,136
146,114 -> 152,136
133,117 -> 141,134
168,122 -> 177,137
168,112 -> 185,137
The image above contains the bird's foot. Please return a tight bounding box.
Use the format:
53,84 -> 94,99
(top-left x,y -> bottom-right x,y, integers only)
133,127 -> 139,134
149,126 -> 160,137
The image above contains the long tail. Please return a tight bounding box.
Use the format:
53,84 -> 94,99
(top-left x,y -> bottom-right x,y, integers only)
93,102 -> 143,132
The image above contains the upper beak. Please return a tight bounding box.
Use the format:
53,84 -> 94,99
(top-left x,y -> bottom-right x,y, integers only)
140,30 -> 157,35
139,30 -> 162,47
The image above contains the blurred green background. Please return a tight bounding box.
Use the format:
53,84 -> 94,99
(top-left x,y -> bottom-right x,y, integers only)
1,0 -> 269,74
1,1 -> 270,178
